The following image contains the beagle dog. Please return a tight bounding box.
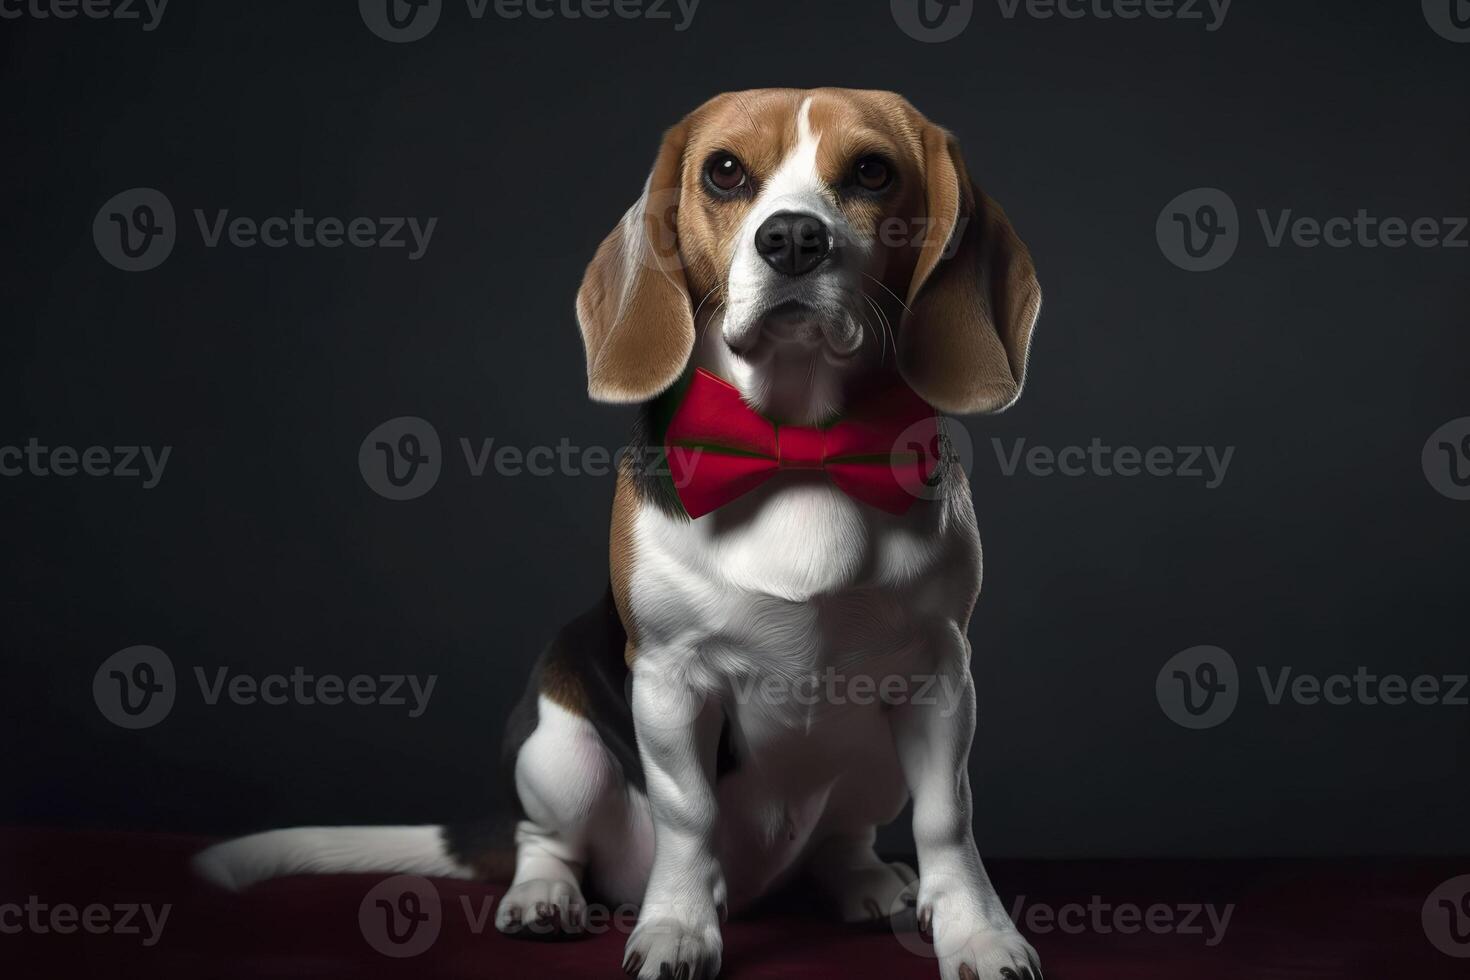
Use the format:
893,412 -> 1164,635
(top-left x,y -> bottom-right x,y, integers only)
195,88 -> 1043,980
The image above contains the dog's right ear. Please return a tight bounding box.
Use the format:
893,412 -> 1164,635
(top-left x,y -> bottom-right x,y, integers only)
575,121 -> 695,404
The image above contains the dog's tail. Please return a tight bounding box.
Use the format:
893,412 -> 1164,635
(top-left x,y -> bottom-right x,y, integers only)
191,825 -> 509,892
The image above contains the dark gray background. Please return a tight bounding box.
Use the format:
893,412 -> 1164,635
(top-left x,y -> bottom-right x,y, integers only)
3,0 -> 1466,858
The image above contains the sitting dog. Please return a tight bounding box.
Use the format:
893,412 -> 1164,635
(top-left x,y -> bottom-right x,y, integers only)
195,87 -> 1042,980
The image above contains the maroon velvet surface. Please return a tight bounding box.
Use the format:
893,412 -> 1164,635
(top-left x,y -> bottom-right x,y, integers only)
2,829 -> 1464,979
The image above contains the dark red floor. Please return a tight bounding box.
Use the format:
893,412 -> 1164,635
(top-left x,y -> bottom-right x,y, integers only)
2,829 -> 1466,979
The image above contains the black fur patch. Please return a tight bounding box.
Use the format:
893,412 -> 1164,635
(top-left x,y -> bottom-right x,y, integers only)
439,819 -> 507,875
624,388 -> 690,521
500,588 -> 738,810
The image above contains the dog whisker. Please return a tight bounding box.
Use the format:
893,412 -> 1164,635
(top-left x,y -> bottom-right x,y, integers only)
861,273 -> 915,319
860,293 -> 890,365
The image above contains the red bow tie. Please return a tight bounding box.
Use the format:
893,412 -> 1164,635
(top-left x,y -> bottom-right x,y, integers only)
663,369 -> 941,519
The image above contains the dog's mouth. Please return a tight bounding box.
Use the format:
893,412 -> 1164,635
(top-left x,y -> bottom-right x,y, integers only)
725,299 -> 864,361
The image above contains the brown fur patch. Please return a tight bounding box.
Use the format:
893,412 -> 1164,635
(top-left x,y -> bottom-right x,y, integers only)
539,654 -> 589,713
610,461 -> 641,666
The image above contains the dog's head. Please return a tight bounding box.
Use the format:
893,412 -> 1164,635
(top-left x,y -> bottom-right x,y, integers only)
575,88 -> 1040,424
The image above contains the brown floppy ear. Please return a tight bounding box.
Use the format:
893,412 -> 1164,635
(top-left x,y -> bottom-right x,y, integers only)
898,126 -> 1041,415
575,121 -> 695,404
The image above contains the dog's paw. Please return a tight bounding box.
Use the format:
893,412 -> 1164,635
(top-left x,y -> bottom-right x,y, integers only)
495,877 -> 587,937
833,860 -> 919,927
917,904 -> 1041,980
622,908 -> 723,980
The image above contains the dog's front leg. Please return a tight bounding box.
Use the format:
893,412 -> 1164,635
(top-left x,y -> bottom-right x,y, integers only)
623,662 -> 726,980
891,624 -> 1041,980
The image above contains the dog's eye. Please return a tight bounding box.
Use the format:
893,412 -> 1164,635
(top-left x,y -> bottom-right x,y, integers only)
854,156 -> 892,192
705,153 -> 748,194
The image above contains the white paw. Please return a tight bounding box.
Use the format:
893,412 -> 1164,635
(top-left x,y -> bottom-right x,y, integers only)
622,907 -> 723,980
495,877 -> 587,936
917,887 -> 1040,980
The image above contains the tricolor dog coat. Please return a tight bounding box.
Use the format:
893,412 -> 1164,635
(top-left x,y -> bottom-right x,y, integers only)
195,88 -> 1044,980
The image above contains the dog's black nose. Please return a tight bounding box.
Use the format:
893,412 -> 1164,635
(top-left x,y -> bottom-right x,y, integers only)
754,211 -> 832,277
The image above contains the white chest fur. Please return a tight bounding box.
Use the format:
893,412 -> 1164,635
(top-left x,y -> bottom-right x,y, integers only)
637,474 -> 965,600
629,472 -> 980,692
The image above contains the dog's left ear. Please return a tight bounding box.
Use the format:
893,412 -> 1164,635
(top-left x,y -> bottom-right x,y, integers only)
575,121 -> 695,404
898,125 -> 1042,415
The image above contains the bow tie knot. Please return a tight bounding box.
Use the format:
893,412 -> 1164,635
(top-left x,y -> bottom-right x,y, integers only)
776,425 -> 827,470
